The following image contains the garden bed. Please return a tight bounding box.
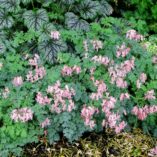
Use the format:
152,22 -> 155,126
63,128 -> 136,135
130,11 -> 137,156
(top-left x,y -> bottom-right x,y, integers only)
23,129 -> 156,157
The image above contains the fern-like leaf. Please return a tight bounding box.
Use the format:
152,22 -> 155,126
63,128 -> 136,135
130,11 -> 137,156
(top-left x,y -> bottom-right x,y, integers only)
23,9 -> 49,31
38,40 -> 67,63
65,12 -> 90,31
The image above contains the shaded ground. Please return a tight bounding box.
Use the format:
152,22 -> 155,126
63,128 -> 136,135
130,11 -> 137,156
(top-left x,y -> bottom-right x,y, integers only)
22,129 -> 156,157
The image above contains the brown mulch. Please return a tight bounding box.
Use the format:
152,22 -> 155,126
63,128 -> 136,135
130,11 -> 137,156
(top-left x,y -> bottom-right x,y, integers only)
21,129 -> 156,157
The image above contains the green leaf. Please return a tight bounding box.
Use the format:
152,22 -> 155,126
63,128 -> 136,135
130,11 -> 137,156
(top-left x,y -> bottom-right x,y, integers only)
0,41 -> 6,54
20,129 -> 27,138
38,39 -> 67,63
65,12 -> 90,31
0,0 -> 20,12
99,1 -> 113,16
78,0 -> 100,19
21,0 -> 31,5
61,0 -> 76,4
23,9 -> 49,31
38,23 -> 56,42
0,9 -> 14,29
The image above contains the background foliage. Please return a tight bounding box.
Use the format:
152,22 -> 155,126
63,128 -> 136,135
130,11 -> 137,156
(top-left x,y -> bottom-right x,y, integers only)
0,0 -> 157,156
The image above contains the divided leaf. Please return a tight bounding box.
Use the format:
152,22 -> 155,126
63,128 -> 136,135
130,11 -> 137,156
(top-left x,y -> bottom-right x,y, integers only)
38,40 -> 67,63
65,12 -> 90,31
23,9 -> 49,31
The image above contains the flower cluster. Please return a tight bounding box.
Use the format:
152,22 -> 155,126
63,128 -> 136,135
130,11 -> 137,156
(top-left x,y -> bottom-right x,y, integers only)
81,105 -> 99,128
132,105 -> 157,120
144,90 -> 156,100
28,54 -> 39,67
136,73 -> 147,89
50,31 -> 60,40
90,80 -> 107,100
108,58 -> 135,88
47,81 -> 76,113
12,76 -> 23,87
61,65 -> 81,76
101,95 -> 127,133
116,43 -> 130,58
26,55 -> 46,82
148,146 -> 157,157
40,118 -> 50,128
91,55 -> 110,66
120,93 -> 130,101
2,87 -> 10,98
102,96 -> 117,114
91,40 -> 103,51
0,62 -> 3,70
83,40 -> 88,52
36,92 -> 51,105
11,107 -> 33,122
126,29 -> 144,41
152,55 -> 157,64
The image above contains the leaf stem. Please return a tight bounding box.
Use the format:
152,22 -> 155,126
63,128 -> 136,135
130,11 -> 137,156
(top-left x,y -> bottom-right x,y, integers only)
31,0 -> 35,9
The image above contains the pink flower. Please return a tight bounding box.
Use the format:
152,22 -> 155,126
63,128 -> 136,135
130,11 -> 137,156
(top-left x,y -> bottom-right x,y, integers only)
116,78 -> 127,88
116,43 -> 130,58
152,55 -> 157,64
26,66 -> 46,83
92,55 -> 110,66
50,31 -> 60,40
90,80 -> 107,100
12,76 -> 23,87
132,106 -> 139,115
28,54 -> 39,67
36,92 -> 51,105
126,29 -> 136,40
102,96 -> 117,112
11,107 -> 33,122
140,73 -> 147,83
47,81 -> 75,113
137,73 -> 147,88
108,58 -> 134,88
148,146 -> 157,156
120,93 -> 130,101
2,87 -> 10,98
132,105 -> 157,120
126,29 -> 144,41
115,121 -> 127,133
0,62 -> 3,70
83,40 -> 88,52
136,79 -> 141,89
81,105 -> 98,128
137,108 -> 147,120
41,118 -> 50,128
145,90 -> 156,100
61,65 -> 73,76
73,65 -> 81,74
91,40 -> 103,51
